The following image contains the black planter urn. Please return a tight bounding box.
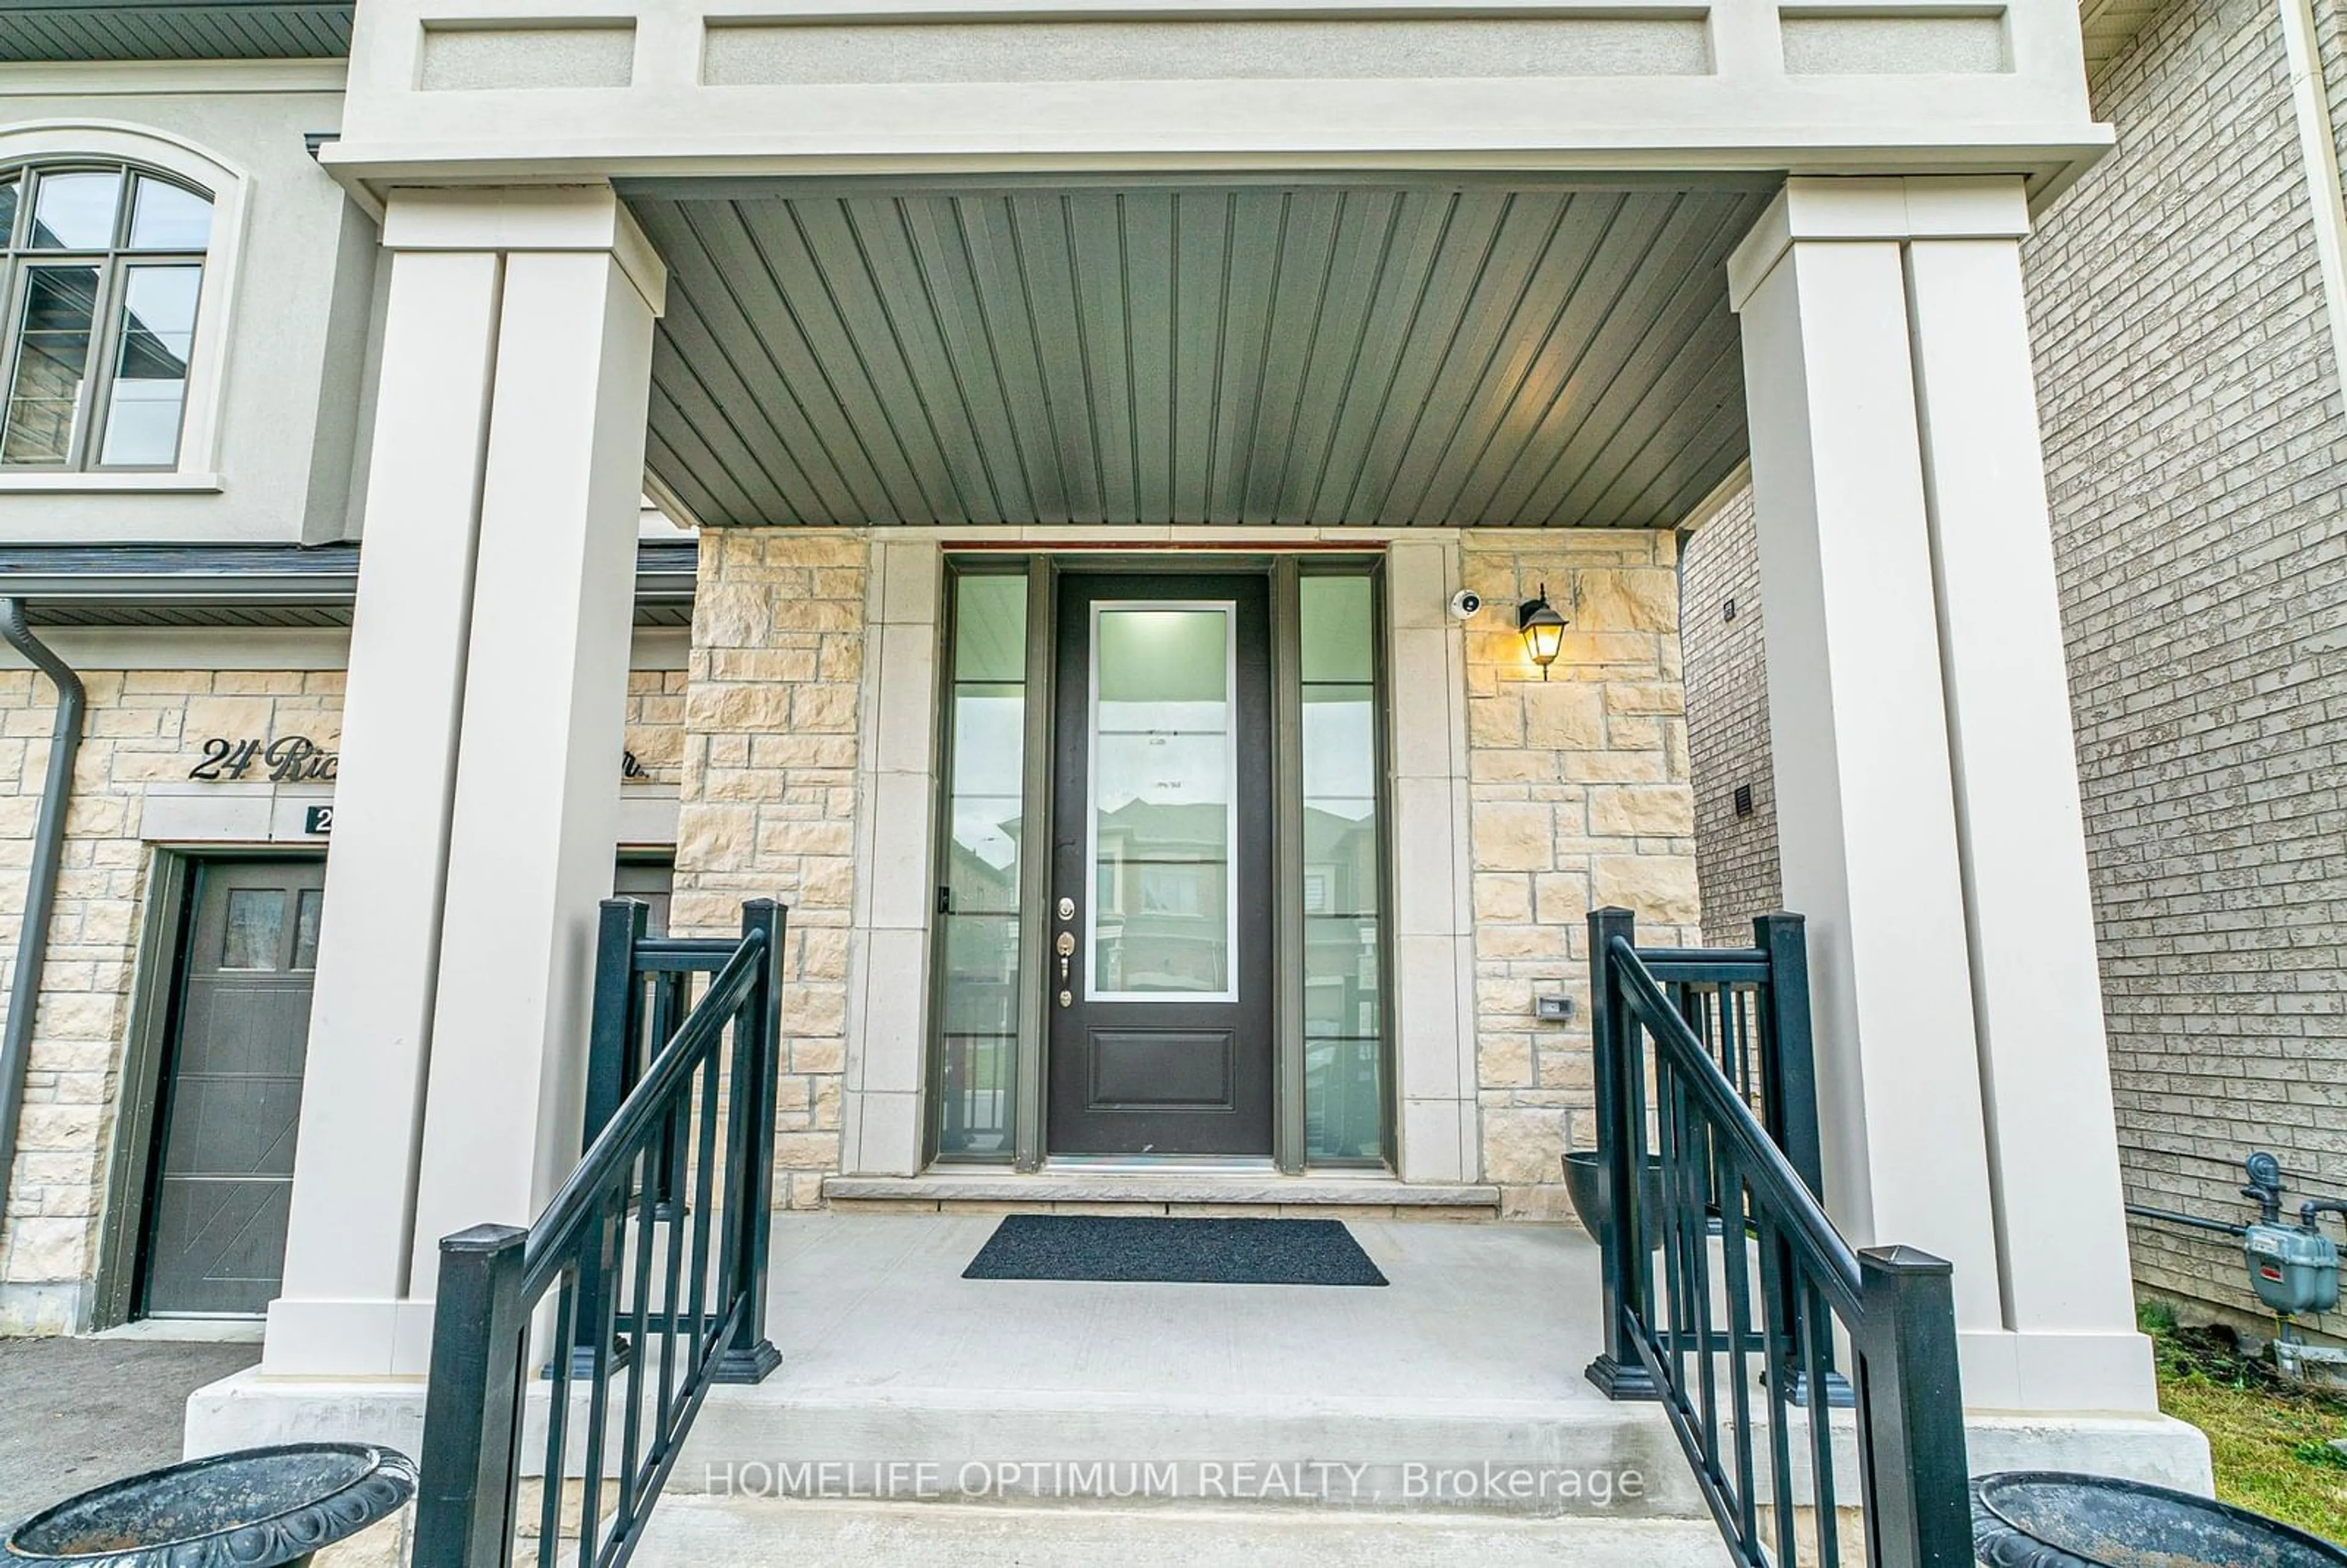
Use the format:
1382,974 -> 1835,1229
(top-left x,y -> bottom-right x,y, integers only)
2,1443 -> 415,1568
1972,1470 -> 2347,1568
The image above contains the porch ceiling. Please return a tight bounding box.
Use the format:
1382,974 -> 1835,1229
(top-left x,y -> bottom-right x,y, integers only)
625,180 -> 1769,530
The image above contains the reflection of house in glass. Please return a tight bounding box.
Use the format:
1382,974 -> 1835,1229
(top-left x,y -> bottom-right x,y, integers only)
1302,799 -> 1381,1161
1092,798 -> 1227,994
938,816 -> 1020,1156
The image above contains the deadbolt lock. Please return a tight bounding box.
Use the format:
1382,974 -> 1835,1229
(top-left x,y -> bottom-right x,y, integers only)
1057,896 -> 1075,921
1055,931 -> 1075,956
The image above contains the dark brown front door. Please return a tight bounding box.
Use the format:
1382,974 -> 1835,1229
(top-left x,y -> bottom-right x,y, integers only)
1048,572 -> 1274,1156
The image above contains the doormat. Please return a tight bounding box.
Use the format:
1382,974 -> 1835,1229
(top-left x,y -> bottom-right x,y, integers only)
961,1214 -> 1388,1286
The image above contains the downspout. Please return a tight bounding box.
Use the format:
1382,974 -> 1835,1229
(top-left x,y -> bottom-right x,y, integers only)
2276,0 -> 2347,393
0,599 -> 84,1244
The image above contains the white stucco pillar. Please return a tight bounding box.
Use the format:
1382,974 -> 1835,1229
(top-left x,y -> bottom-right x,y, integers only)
1729,177 -> 2153,1413
265,187 -> 663,1378
265,244 -> 501,1377
402,193 -> 663,1309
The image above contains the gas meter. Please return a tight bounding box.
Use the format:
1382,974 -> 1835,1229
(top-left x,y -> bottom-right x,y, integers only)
2241,1152 -> 2343,1317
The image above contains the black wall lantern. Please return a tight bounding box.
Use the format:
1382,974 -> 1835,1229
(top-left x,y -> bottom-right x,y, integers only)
1518,584 -> 1568,678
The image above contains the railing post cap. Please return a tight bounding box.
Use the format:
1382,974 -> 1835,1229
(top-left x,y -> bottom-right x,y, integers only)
441,1222 -> 529,1254
1857,1242 -> 1953,1275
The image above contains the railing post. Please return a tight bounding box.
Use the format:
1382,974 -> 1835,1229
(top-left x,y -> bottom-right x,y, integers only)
1752,911 -> 1824,1201
1585,906 -> 1658,1401
1854,1245 -> 1973,1568
1752,911 -> 1851,1408
714,897 -> 785,1383
414,1223 -> 529,1568
567,898 -> 647,1377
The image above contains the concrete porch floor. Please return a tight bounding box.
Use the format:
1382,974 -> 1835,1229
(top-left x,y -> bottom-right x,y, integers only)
667,1211 -> 1697,1514
763,1211 -> 1609,1413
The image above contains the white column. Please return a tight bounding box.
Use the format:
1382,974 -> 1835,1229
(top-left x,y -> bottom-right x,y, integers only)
1729,177 -> 2152,1413
403,196 -> 663,1311
263,187 -> 663,1378
265,247 -> 502,1377
1904,214 -> 2151,1412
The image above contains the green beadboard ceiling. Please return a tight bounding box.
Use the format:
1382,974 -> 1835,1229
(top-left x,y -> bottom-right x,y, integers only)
0,0 -> 351,60
626,181 -> 1769,530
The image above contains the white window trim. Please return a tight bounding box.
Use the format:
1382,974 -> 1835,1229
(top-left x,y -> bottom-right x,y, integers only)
0,121 -> 249,491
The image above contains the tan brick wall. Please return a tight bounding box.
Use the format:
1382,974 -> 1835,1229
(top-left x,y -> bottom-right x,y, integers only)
1678,486 -> 1783,946
1459,529 -> 1700,1220
669,528 -> 868,1210
1681,0 -> 2347,1339
0,667 -> 345,1327
2028,0 -> 2347,1341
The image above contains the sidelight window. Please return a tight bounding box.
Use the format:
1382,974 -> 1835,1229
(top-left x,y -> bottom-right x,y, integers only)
933,569 -> 1030,1159
0,163 -> 213,471
1299,572 -> 1386,1163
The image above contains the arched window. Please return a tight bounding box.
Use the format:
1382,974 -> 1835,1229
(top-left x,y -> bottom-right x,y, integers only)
0,162 -> 214,471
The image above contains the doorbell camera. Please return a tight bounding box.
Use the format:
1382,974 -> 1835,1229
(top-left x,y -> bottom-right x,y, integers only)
1448,590 -> 1482,620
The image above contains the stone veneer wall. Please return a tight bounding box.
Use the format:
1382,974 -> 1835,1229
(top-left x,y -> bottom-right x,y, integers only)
668,528 -> 868,1210
669,526 -> 1702,1218
0,667 -> 345,1330
1458,529 -> 1700,1219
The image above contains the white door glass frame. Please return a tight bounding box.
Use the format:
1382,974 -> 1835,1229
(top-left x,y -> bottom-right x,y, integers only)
1084,598 -> 1241,1005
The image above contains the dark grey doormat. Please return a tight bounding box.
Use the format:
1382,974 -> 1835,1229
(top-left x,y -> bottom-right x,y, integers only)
962,1214 -> 1388,1286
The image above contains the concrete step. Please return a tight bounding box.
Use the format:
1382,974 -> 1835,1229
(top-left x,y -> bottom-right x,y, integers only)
669,1387 -> 1705,1515
634,1495 -> 1738,1567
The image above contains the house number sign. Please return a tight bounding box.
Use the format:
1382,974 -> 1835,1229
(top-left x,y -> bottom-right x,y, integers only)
188,735 -> 339,782
190,739 -> 656,784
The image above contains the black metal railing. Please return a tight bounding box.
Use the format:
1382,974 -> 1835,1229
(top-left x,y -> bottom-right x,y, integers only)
1644,910 -> 1824,1207
414,897 -> 787,1568
1585,906 -> 1971,1568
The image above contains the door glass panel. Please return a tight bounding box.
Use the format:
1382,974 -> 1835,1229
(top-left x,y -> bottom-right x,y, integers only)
220,888 -> 285,971
1090,605 -> 1234,999
2,265 -> 101,464
935,570 -> 1029,1158
0,178 -> 18,247
1301,573 -> 1385,1162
